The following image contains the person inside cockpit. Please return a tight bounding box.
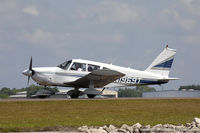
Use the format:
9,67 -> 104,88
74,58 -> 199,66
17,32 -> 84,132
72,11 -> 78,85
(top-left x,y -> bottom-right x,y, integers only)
70,62 -> 86,71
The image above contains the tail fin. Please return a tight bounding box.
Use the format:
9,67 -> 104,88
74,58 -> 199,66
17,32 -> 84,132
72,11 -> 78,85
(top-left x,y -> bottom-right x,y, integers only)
145,46 -> 176,77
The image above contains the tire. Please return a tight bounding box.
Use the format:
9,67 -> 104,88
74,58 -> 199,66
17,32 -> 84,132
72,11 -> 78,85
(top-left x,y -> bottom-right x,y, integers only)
70,94 -> 79,98
87,94 -> 96,98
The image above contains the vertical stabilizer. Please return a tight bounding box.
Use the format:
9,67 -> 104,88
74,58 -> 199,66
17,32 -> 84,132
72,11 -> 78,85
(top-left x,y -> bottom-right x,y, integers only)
145,46 -> 176,77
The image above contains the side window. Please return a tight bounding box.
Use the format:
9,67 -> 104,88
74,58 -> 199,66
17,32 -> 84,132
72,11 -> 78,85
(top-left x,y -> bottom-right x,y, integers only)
70,62 -> 86,71
88,64 -> 100,72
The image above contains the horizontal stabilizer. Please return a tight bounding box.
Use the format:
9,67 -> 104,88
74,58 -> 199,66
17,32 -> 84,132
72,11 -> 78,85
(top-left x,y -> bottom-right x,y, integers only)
158,77 -> 180,82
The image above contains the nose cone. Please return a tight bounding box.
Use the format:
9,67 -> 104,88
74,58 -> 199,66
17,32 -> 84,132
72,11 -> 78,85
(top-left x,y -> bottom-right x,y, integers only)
22,69 -> 32,76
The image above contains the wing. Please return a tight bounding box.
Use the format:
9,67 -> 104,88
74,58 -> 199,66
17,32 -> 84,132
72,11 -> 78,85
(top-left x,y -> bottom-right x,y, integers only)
64,69 -> 125,88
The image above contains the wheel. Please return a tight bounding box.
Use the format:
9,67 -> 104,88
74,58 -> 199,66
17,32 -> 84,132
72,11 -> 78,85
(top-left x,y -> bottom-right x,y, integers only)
38,95 -> 48,98
87,94 -> 96,98
70,93 -> 79,98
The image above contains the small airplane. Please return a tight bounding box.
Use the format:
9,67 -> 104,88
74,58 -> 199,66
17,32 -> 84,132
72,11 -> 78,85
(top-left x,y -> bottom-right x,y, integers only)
22,45 -> 179,98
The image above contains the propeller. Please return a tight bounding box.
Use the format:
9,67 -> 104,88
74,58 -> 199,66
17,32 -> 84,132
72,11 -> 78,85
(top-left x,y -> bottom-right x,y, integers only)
22,56 -> 35,86
27,56 -> 32,86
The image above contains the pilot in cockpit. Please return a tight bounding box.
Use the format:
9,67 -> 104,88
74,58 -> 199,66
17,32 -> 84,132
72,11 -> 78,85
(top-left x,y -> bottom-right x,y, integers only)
70,62 -> 82,71
76,63 -> 82,71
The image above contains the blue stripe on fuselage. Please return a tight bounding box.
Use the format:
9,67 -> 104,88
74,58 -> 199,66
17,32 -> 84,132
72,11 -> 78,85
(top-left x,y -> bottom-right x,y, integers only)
140,80 -> 158,84
140,80 -> 168,85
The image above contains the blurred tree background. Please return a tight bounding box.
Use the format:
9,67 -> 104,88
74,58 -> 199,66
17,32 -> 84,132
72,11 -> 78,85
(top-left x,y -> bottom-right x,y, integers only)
0,85 -> 58,98
118,86 -> 156,97
0,84 -> 200,98
179,85 -> 200,90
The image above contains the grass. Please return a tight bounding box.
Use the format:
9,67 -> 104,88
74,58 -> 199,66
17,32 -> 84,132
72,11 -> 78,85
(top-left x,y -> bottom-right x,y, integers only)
0,98 -> 200,131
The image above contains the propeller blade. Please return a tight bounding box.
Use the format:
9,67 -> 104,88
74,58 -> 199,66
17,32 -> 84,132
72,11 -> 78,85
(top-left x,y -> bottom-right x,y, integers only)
29,56 -> 32,71
27,56 -> 33,87
27,76 -> 30,87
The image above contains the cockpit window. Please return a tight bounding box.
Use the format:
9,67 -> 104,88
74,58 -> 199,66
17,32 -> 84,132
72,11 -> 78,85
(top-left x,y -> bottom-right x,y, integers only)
88,64 -> 100,72
70,62 -> 86,71
57,60 -> 72,70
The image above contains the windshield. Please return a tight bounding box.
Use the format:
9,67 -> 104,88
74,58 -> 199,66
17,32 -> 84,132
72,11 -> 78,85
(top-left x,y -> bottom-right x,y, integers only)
57,60 -> 72,70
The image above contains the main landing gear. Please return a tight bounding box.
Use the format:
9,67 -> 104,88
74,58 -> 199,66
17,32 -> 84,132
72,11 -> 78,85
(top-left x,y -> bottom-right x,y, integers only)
67,88 -> 84,99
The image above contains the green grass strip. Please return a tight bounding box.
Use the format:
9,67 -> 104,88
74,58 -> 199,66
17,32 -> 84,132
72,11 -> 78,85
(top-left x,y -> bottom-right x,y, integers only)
0,99 -> 200,131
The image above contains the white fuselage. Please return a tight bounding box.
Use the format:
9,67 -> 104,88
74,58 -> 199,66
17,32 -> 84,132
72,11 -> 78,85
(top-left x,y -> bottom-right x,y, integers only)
23,59 -> 166,88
